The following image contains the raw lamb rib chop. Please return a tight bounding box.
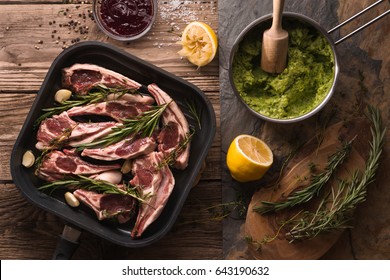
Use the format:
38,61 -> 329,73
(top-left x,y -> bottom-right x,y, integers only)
82,135 -> 157,161
130,151 -> 175,238
67,100 -> 154,123
73,189 -> 136,223
147,84 -> 191,169
37,149 -> 121,182
62,63 -> 142,94
36,111 -> 118,150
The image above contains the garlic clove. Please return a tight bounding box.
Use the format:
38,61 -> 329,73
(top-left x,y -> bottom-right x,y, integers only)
22,150 -> 35,168
54,89 -> 72,103
92,170 -> 123,184
65,192 -> 80,208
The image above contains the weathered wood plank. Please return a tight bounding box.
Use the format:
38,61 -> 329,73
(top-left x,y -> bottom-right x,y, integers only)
0,93 -> 34,180
1,1 -> 64,3
0,2 -> 219,91
0,180 -> 222,259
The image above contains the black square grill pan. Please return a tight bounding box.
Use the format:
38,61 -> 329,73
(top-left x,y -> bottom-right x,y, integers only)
10,41 -> 216,249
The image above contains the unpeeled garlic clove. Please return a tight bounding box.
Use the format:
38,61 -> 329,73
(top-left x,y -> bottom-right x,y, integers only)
22,150 -> 35,168
65,192 -> 80,208
54,89 -> 72,103
121,159 -> 132,174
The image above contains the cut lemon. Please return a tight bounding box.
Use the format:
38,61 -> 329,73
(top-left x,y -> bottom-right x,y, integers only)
178,21 -> 218,67
226,135 -> 273,183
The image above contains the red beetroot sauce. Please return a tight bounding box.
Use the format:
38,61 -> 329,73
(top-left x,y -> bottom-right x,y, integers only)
99,0 -> 154,37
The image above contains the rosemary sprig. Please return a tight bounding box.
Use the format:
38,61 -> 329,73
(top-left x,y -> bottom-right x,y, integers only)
177,190 -> 247,226
247,107 -> 385,247
76,102 -> 170,149
286,178 -> 356,241
177,200 -> 247,226
157,129 -> 195,168
34,126 -> 75,169
34,85 -> 134,127
38,174 -> 148,203
186,99 -> 202,130
285,106 -> 385,241
204,200 -> 247,221
254,138 -> 355,214
245,211 -> 303,251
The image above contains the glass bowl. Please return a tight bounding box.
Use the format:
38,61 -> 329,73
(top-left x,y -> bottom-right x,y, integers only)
93,0 -> 158,41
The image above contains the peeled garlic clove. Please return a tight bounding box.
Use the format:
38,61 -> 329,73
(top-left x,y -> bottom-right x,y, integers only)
22,150 -> 35,168
65,192 -> 80,208
54,89 -> 72,103
106,93 -> 120,101
92,170 -> 123,184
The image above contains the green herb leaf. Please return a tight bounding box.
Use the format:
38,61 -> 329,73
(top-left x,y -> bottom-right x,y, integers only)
254,138 -> 355,214
157,129 -> 195,168
76,102 -> 170,149
34,85 -> 136,128
38,174 -> 148,203
186,99 -> 202,130
249,107 -> 385,246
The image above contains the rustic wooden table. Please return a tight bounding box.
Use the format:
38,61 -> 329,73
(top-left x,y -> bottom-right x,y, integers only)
0,0 -> 221,259
1,0 -> 389,261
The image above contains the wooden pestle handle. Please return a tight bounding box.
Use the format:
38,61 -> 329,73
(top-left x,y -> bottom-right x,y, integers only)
261,0 -> 288,73
271,0 -> 285,33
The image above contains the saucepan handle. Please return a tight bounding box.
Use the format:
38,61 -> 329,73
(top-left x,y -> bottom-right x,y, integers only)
328,0 -> 389,45
52,225 -> 82,260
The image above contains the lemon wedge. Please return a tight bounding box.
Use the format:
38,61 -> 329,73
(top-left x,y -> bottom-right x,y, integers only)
178,21 -> 218,67
226,135 -> 273,183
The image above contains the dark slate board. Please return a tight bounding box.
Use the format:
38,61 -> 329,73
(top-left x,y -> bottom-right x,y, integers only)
219,0 -> 390,259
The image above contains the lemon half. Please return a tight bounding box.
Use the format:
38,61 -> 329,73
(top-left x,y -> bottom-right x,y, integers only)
178,21 -> 218,67
226,135 -> 273,183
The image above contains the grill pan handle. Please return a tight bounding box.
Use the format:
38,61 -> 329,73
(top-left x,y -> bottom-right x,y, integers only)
52,225 -> 82,260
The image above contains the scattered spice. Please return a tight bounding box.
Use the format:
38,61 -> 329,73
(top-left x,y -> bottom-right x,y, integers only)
39,3 -> 93,49
155,1 -> 217,49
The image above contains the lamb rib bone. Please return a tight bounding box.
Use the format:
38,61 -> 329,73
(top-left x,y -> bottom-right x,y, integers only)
62,63 -> 142,95
67,100 -> 154,123
130,151 -> 175,238
36,111 -> 119,150
36,149 -> 121,182
147,84 -> 191,169
81,135 -> 157,161
73,189 -> 136,223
